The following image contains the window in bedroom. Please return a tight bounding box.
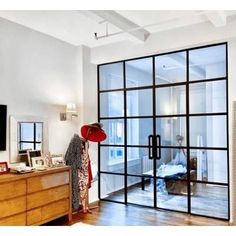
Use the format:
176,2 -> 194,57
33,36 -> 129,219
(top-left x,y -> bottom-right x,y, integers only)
18,122 -> 43,151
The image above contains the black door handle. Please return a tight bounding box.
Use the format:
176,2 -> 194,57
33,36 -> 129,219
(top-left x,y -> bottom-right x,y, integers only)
148,135 -> 161,160
148,135 -> 153,159
156,135 -> 161,160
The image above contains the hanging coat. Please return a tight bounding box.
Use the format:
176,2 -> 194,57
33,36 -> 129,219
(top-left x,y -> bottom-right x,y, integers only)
78,140 -> 93,202
64,134 -> 82,210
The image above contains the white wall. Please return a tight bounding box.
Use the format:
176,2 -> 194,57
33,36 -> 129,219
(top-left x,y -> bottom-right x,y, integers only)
0,15 -> 99,203
78,46 -> 98,203
0,17 -> 80,162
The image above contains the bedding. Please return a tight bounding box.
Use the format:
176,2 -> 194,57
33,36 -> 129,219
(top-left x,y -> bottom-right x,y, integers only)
141,150 -> 197,194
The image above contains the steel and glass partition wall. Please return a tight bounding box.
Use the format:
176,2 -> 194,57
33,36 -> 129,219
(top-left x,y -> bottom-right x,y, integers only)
98,43 -> 229,220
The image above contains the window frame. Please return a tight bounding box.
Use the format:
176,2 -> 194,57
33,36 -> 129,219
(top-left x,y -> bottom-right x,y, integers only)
18,122 -> 43,151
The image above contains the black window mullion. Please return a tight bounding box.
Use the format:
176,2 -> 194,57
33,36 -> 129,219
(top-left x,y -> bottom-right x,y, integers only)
226,42 -> 230,220
33,123 -> 36,150
188,76 -> 227,84
100,144 -> 228,150
97,65 -> 101,200
123,61 -> 127,205
186,50 -> 191,214
19,123 -> 22,142
152,56 -> 157,208
19,141 -> 41,143
189,112 -> 227,117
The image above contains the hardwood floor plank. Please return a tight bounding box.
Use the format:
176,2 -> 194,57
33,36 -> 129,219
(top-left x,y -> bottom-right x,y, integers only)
46,201 -> 230,226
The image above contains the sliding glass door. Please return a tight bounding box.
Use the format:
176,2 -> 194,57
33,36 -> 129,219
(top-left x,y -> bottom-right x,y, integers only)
98,43 -> 229,220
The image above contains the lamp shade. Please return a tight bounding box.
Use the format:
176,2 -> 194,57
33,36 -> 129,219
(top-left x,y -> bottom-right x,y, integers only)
66,103 -> 77,113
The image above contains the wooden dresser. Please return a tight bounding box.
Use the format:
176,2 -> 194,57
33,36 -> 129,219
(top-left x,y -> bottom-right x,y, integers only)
0,166 -> 72,226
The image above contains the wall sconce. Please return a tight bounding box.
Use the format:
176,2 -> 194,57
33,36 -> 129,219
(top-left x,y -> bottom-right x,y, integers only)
60,103 -> 78,121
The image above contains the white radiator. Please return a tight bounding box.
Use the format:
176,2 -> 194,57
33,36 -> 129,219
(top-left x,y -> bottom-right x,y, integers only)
141,155 -> 153,173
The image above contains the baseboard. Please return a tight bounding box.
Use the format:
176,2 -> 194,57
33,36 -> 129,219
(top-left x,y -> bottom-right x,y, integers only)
89,199 -> 100,208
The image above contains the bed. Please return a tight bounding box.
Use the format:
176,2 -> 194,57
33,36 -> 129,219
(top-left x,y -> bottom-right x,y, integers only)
141,155 -> 197,195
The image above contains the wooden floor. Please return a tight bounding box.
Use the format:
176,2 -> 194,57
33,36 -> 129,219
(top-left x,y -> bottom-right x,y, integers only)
46,201 -> 230,226
104,181 -> 228,219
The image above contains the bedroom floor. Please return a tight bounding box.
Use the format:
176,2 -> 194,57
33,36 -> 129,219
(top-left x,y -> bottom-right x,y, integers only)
47,201 -> 230,226
103,181 -> 228,219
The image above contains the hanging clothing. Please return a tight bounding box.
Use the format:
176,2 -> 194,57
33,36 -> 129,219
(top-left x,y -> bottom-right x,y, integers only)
78,140 -> 93,202
65,134 -> 93,210
64,134 -> 82,210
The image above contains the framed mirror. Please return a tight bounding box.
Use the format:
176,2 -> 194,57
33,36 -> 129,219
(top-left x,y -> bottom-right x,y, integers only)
9,115 -> 49,165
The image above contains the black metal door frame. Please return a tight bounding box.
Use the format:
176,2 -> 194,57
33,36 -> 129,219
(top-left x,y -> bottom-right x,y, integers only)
97,42 -> 229,221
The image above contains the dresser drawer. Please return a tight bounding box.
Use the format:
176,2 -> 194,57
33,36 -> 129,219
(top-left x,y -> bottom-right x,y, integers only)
42,198 -> 69,221
27,199 -> 69,225
0,213 -> 26,226
0,196 -> 26,218
27,185 -> 69,210
27,171 -> 69,193
0,180 -> 26,200
27,208 -> 42,225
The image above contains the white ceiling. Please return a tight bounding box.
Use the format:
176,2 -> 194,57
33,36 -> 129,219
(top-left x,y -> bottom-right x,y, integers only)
0,10 -> 236,48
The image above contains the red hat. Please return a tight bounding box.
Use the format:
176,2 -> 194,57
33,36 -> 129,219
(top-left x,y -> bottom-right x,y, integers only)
81,123 -> 107,142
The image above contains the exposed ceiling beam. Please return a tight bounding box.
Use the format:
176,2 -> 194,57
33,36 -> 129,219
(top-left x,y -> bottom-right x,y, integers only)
90,10 -> 150,43
77,10 -> 103,23
205,11 -> 227,27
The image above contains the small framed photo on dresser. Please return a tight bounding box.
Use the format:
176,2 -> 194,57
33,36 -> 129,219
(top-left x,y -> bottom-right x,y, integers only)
31,157 -> 46,167
0,162 -> 9,174
51,154 -> 65,167
27,150 -> 42,167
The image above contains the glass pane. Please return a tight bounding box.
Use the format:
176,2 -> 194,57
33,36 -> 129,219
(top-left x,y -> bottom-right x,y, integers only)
156,85 -> 186,115
156,148 -> 187,212
100,173 -> 124,203
20,123 -> 34,141
36,123 -> 43,142
99,63 -> 123,90
127,89 -> 153,116
155,51 -> 186,85
127,118 -> 153,146
189,45 -> 226,81
20,142 -> 34,150
126,58 -> 153,88
156,117 -> 186,146
127,176 -> 154,207
191,183 -> 228,219
36,143 -> 42,150
100,91 -> 124,117
100,119 -> 124,145
100,147 -> 124,174
157,179 -> 187,212
190,115 -> 227,148
127,148 -> 152,175
190,149 -> 227,183
189,80 -> 226,114
157,148 -> 187,168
